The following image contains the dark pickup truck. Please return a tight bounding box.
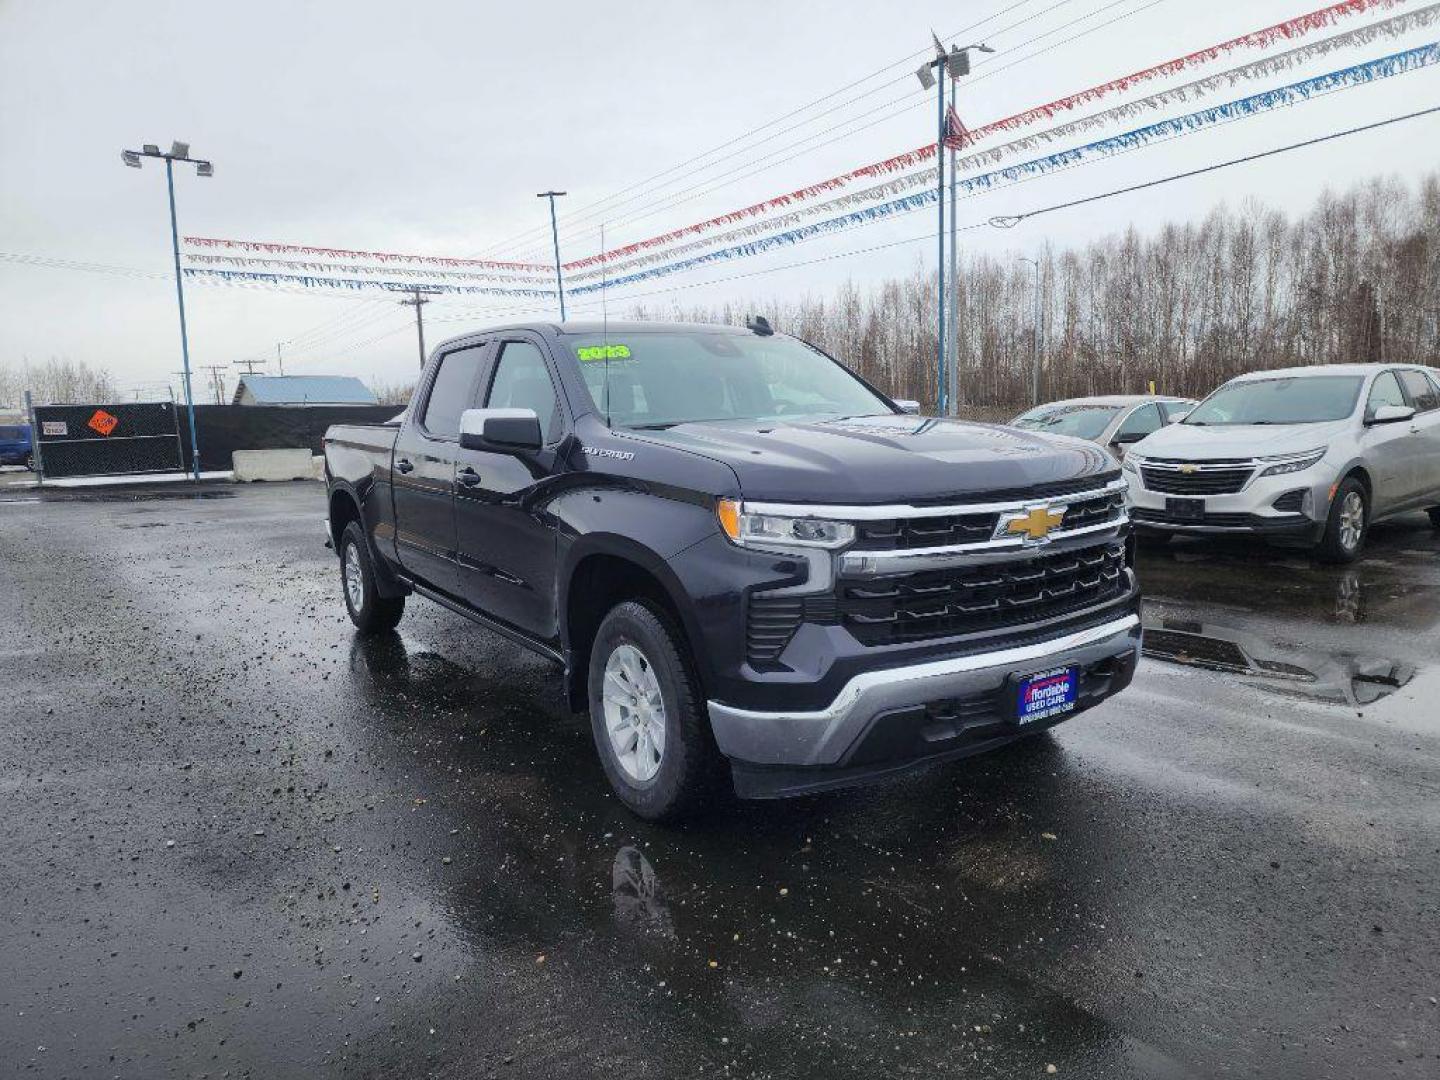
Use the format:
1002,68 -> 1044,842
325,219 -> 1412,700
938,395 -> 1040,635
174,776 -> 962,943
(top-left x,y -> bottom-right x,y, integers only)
324,320 -> 1140,819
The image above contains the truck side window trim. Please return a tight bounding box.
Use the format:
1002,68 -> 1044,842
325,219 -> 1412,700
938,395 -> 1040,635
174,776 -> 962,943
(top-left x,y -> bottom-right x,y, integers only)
483,338 -> 568,446
417,341 -> 487,441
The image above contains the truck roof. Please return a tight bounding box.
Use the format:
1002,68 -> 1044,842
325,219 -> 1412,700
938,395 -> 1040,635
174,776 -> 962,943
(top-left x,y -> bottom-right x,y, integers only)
432,319 -> 755,353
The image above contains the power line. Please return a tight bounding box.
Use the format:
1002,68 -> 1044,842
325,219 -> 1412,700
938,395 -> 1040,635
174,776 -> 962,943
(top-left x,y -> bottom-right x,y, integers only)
988,103 -> 1440,228
503,0 -> 1173,264
440,102 -> 1440,321
475,0 -> 1086,260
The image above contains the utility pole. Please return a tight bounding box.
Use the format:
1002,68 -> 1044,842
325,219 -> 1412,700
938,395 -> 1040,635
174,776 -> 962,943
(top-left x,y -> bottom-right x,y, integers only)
536,190 -> 568,321
122,140 -> 213,481
399,288 -> 431,368
947,68 -> 960,416
200,364 -> 227,404
275,342 -> 285,377
1020,256 -> 1043,405
234,356 -> 266,376
917,37 -> 989,416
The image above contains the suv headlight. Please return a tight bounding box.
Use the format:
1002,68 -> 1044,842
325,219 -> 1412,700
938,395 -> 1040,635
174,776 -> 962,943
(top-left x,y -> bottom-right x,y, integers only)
1121,453 -> 1142,473
1258,447 -> 1327,478
716,499 -> 855,549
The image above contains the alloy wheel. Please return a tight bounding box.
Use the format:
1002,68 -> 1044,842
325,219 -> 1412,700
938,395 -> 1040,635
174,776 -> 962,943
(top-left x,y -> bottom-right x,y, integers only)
602,643 -> 667,783
344,542 -> 365,612
1338,490 -> 1365,553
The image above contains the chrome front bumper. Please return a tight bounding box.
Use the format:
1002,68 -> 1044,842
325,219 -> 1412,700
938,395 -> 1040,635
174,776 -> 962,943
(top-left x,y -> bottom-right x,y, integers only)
707,613 -> 1141,767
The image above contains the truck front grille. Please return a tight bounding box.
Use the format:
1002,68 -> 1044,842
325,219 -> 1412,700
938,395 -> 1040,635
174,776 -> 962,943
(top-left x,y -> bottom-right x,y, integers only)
837,542 -> 1128,647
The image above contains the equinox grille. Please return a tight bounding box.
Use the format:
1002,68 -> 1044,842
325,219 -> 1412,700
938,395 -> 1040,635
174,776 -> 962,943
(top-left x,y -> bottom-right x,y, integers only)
1140,462 -> 1253,495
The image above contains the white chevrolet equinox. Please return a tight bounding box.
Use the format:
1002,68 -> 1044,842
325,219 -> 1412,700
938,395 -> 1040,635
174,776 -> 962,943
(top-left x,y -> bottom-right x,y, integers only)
1125,364 -> 1440,562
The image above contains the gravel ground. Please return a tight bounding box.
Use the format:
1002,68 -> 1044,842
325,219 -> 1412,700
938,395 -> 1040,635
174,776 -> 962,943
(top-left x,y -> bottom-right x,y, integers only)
1,481 -> 1437,1079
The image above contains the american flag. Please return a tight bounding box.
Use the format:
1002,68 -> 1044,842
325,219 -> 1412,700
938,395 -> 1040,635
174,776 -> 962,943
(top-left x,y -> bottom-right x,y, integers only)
943,104 -> 969,151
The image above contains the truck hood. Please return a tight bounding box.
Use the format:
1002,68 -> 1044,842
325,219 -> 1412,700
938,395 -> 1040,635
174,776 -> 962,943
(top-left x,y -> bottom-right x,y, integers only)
636,414 -> 1116,504
1133,419 -> 1351,460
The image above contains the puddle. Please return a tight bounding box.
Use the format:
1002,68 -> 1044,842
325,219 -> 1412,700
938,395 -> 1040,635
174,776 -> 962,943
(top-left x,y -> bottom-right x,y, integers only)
1141,616 -> 1415,707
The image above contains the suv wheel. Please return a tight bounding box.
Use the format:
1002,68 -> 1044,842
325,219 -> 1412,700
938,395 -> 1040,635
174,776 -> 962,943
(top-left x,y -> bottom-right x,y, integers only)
1318,479 -> 1368,564
340,522 -> 405,633
587,600 -> 717,821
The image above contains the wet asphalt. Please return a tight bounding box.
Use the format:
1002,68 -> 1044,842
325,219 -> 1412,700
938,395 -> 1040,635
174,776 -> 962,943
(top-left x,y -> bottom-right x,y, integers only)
1,482 -> 1437,1079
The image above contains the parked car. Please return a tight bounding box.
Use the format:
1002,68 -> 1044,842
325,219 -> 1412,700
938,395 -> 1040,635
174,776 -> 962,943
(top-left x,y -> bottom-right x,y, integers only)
1010,395 -> 1195,459
0,422 -> 33,469
324,320 -> 1140,819
1125,363 -> 1440,561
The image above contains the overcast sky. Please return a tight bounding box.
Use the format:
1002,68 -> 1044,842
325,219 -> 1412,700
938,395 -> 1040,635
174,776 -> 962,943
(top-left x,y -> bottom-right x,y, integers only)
3,0 -> 1439,400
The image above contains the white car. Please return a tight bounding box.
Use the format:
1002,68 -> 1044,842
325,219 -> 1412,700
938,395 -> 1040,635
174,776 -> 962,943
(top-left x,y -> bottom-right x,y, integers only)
1125,363 -> 1440,562
1010,394 -> 1195,459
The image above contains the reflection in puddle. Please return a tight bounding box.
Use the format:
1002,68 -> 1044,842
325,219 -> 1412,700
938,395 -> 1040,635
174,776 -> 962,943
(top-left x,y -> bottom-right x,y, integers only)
1142,618 -> 1414,706
611,846 -> 675,939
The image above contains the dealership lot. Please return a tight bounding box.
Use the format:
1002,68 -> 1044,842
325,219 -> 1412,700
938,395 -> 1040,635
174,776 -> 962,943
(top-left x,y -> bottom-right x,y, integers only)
1,482 -> 1437,1079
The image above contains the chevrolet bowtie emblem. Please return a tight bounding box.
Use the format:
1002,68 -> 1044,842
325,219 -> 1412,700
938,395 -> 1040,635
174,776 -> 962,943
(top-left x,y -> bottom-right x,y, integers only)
1179,463 -> 1199,474
999,505 -> 1066,543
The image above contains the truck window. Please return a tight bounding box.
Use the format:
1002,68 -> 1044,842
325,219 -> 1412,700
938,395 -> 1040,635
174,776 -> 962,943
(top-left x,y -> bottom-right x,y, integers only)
421,345 -> 485,437
487,341 -> 561,442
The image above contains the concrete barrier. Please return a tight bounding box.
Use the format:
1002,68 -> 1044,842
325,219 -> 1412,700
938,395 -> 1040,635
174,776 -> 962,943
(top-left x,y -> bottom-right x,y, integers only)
231,448 -> 314,482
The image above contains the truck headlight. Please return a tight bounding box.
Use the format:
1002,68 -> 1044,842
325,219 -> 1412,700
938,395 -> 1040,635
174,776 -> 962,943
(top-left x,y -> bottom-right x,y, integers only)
1259,448 -> 1326,477
716,499 -> 855,549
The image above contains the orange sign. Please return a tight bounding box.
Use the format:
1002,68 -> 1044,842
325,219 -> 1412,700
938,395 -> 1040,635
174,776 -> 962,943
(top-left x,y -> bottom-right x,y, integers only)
87,409 -> 119,437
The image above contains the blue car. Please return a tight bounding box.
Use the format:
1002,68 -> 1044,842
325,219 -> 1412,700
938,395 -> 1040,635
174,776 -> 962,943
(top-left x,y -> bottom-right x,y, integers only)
0,423 -> 33,469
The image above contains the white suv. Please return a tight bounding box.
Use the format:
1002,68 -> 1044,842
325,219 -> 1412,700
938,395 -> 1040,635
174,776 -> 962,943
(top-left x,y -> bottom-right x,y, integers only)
1125,364 -> 1440,562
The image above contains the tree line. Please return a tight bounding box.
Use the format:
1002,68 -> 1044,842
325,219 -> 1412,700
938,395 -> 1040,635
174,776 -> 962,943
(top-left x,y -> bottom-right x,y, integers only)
0,359 -> 119,412
638,172 -> 1440,411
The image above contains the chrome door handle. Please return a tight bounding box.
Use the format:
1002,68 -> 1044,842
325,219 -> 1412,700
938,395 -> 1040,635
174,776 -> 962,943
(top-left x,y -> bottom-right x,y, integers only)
395,458 -> 415,474
457,466 -> 482,487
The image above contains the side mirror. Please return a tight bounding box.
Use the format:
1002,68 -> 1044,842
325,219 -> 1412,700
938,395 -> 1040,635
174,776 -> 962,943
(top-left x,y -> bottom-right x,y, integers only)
894,399 -> 921,415
1165,409 -> 1190,423
1113,430 -> 1147,445
1368,404 -> 1416,426
459,407 -> 542,451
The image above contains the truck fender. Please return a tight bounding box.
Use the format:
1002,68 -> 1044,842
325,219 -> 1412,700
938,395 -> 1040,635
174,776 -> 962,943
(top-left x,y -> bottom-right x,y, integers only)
328,480 -> 409,599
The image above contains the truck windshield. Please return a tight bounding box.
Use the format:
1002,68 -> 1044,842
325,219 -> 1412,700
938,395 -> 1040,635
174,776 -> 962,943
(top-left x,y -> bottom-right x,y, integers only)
569,332 -> 892,428
1184,376 -> 1363,426
1011,404 -> 1121,440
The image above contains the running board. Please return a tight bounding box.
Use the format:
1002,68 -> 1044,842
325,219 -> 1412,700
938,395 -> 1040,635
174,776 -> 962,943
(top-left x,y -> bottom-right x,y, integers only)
402,577 -> 565,666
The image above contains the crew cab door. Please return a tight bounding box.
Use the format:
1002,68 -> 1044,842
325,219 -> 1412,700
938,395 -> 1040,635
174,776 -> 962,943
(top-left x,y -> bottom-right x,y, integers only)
392,342 -> 489,595
453,335 -> 567,641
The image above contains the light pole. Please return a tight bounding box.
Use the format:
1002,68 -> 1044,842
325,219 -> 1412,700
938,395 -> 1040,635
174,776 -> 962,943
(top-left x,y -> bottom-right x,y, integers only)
1019,256 -> 1043,405
918,39 -> 990,415
537,190 -> 567,321
123,141 -> 212,480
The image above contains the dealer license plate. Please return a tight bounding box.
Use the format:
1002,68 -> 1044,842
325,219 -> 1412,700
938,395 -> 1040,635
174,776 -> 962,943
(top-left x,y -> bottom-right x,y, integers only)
1015,666 -> 1079,725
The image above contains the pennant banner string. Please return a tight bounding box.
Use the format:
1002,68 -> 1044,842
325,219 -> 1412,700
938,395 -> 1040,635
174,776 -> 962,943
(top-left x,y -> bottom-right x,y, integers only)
572,40 -> 1440,295
568,4 -> 1440,283
184,267 -> 557,299
183,251 -> 554,285
561,0 -> 1408,272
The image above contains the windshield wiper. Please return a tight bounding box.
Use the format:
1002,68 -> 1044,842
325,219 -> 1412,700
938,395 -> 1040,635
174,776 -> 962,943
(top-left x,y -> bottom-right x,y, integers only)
627,422 -> 682,430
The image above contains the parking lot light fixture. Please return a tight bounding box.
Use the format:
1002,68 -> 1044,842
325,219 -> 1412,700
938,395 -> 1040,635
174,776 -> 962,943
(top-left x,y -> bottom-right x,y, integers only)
121,140 -> 215,480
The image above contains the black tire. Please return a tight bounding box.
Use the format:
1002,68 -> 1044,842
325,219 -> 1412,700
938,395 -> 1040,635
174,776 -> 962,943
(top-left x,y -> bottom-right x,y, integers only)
1317,477 -> 1368,564
587,600 -> 718,821
1427,507 -> 1440,529
340,522 -> 405,633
